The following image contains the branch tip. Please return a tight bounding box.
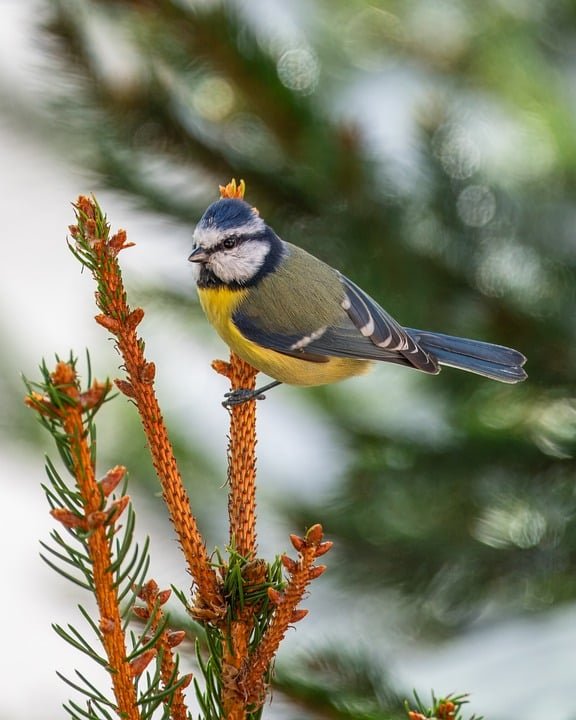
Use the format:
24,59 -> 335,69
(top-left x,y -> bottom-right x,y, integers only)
100,465 -> 127,496
129,648 -> 157,677
211,358 -> 233,378
219,178 -> 246,199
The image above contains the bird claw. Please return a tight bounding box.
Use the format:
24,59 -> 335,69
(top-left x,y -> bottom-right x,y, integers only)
222,389 -> 267,408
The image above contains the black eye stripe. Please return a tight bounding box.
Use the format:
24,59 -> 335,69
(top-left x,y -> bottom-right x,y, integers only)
200,233 -> 262,255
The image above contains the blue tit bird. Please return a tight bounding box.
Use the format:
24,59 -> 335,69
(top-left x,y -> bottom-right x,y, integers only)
189,198 -> 527,405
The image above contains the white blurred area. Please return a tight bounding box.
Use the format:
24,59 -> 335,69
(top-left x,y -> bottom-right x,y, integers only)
1,2 -> 575,720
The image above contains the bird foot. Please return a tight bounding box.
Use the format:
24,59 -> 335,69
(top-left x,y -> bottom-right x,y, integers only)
222,388 -> 267,408
222,380 -> 282,408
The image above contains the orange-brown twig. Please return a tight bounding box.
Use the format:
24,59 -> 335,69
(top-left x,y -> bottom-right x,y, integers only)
239,524 -> 332,705
212,356 -> 258,558
26,362 -> 139,720
213,356 -> 259,716
69,196 -> 222,618
136,580 -> 191,720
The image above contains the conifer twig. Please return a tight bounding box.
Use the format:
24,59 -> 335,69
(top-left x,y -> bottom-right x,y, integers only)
25,361 -> 139,719
226,353 -> 258,558
406,691 -> 482,720
68,196 -> 222,618
135,580 -> 191,720
240,524 -> 332,705
211,354 -> 258,559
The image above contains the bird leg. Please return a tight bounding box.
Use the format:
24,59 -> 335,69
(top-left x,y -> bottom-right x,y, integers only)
222,380 -> 282,407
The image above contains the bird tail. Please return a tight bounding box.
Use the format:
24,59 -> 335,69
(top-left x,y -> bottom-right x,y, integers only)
406,329 -> 527,384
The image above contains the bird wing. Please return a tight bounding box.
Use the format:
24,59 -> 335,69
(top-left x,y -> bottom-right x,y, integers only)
337,274 -> 439,373
232,271 -> 439,373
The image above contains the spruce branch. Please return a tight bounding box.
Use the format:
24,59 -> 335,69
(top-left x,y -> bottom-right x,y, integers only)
68,195 -> 223,619
55,181 -> 333,718
238,524 -> 331,707
213,358 -> 258,558
26,356 -> 192,719
25,358 -> 139,719
134,580 -> 191,720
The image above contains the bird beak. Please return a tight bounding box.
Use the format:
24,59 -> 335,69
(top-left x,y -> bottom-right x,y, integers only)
188,246 -> 209,263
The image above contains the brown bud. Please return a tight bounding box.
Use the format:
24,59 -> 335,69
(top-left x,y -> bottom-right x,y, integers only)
306,524 -> 323,545
95,314 -> 120,333
99,617 -> 116,635
129,649 -> 157,677
190,606 -> 219,622
139,579 -> 159,601
180,673 -> 193,690
281,554 -> 299,574
308,565 -> 327,580
291,609 -> 309,623
289,534 -> 305,552
211,359 -> 232,378
51,361 -> 77,387
157,588 -> 172,606
109,229 -> 135,255
132,606 -> 150,620
437,701 -> 456,720
24,391 -> 52,414
108,495 -> 130,523
115,379 -> 136,398
86,510 -> 108,529
85,221 -> 98,243
267,587 -> 283,605
74,195 -> 95,219
243,559 -> 268,586
315,540 -> 333,557
100,465 -> 127,496
50,508 -> 86,530
140,361 -> 156,384
166,630 -> 186,648
407,713 -> 427,720
126,307 -> 145,330
79,381 -> 109,410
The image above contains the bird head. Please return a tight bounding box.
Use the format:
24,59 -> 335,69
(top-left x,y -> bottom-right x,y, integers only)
189,198 -> 282,286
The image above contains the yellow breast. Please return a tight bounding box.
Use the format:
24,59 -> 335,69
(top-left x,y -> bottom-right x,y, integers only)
197,286 -> 372,386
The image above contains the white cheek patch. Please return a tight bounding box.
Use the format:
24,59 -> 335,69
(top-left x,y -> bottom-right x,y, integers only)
208,240 -> 271,283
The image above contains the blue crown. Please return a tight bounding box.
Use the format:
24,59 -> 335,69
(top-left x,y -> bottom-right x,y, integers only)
197,198 -> 257,231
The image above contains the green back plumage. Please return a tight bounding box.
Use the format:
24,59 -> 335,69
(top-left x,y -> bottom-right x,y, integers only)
237,243 -> 345,334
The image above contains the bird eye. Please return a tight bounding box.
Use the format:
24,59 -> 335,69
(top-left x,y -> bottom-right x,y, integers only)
222,237 -> 237,249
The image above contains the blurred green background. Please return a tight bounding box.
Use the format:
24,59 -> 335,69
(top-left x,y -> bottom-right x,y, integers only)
2,1 -> 576,718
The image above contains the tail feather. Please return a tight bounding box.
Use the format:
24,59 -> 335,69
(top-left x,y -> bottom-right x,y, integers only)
406,329 -> 527,384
